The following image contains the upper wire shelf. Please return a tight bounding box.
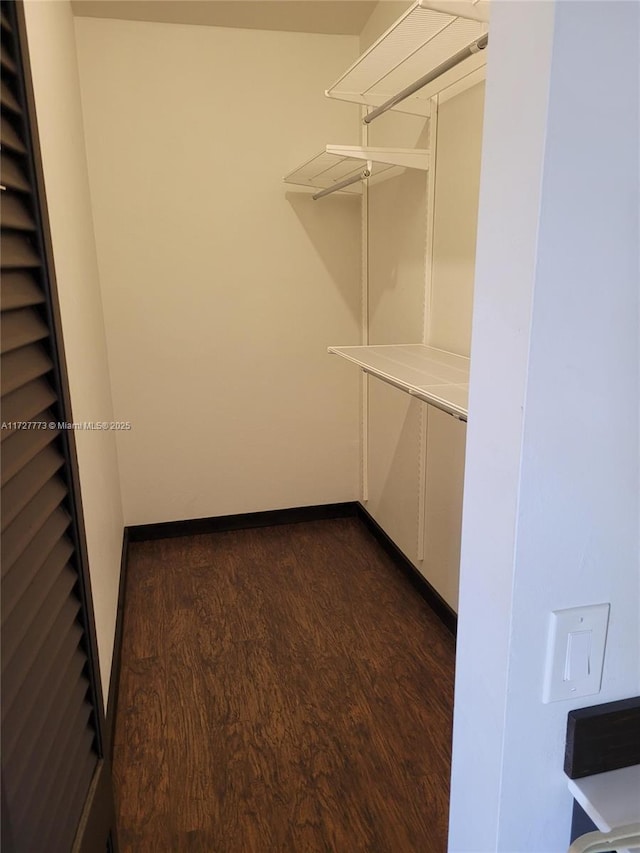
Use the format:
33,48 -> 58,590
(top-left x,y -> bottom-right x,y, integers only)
326,0 -> 489,118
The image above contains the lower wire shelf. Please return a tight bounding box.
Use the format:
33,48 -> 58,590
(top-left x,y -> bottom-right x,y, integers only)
328,343 -> 470,421
284,146 -> 429,200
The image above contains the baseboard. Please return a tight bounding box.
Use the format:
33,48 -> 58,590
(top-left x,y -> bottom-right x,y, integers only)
105,527 -> 129,762
355,503 -> 458,636
126,502 -> 359,542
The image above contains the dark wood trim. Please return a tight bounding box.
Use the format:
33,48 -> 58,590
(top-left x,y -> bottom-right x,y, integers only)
13,0 -> 108,752
565,696 -> 640,779
105,528 -> 129,762
355,503 -> 457,635
126,502 -> 359,542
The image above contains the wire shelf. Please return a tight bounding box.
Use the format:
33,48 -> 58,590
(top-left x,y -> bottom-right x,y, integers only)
328,344 -> 470,420
326,0 -> 489,116
284,146 -> 429,197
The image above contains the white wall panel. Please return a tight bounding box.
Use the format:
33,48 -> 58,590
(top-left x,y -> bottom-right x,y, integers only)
429,81 -> 485,357
451,2 -> 640,849
368,168 -> 429,344
422,408 -> 466,610
367,382 -> 423,563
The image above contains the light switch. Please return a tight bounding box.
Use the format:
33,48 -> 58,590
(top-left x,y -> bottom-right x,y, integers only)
543,603 -> 610,703
564,630 -> 591,681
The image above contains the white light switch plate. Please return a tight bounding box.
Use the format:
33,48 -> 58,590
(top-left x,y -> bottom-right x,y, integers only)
543,603 -> 610,703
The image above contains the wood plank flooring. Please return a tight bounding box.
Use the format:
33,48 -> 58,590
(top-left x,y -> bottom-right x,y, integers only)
113,517 -> 455,852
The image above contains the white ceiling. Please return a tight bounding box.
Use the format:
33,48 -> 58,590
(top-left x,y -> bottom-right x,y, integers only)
71,1 -> 382,36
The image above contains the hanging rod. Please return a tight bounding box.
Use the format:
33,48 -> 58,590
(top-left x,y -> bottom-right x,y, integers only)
363,33 -> 488,125
312,166 -> 371,201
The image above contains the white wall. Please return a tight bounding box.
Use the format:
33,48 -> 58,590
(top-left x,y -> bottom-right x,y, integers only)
429,82 -> 484,358
423,407 -> 466,609
74,17 -> 362,525
22,0 -> 124,706
450,2 -> 640,850
360,0 -> 409,52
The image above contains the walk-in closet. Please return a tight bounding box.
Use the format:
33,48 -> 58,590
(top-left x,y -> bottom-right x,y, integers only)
2,0 -> 638,851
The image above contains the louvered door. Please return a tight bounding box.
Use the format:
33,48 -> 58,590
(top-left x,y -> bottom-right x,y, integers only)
1,3 -> 117,851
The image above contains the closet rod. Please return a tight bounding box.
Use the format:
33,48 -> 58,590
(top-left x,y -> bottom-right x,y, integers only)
408,388 -> 467,422
312,167 -> 371,200
363,33 -> 488,125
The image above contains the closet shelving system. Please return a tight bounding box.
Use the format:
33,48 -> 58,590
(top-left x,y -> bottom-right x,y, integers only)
326,0 -> 489,118
283,145 -> 429,200
328,345 -> 469,421
285,0 -> 489,421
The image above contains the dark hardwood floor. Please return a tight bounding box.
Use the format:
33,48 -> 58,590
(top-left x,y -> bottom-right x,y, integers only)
112,517 -> 455,852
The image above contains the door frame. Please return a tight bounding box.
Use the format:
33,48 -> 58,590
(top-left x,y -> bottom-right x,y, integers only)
8,2 -> 118,848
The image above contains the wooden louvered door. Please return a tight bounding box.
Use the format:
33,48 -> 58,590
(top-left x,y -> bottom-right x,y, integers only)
1,2 -> 117,851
